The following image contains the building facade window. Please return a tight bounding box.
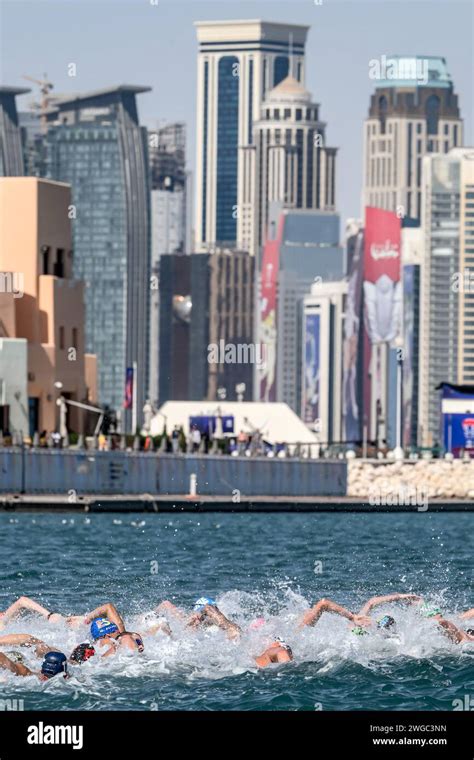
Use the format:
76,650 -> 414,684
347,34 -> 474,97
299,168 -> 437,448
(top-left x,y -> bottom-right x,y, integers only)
216,56 -> 239,243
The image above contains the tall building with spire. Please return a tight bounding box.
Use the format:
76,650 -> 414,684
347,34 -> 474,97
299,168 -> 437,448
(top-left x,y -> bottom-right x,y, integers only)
194,19 -> 309,252
363,56 -> 462,221
252,75 -> 337,256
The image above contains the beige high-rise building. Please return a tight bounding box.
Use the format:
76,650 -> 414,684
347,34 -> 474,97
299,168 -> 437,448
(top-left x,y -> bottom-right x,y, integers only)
0,177 -> 97,435
251,76 -> 337,256
194,19 -> 309,253
418,148 -> 474,446
363,56 -> 462,221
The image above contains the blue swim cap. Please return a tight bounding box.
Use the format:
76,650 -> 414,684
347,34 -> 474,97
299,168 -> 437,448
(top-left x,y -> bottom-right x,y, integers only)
41,651 -> 68,679
193,597 -> 216,612
377,615 -> 396,630
90,617 -> 119,640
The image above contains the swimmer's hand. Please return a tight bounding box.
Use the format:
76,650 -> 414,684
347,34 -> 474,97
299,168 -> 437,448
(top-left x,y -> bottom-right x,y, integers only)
352,614 -> 372,627
187,612 -> 204,629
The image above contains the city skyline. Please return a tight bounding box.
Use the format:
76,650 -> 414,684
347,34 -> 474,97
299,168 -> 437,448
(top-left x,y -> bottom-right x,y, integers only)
1,0 -> 472,230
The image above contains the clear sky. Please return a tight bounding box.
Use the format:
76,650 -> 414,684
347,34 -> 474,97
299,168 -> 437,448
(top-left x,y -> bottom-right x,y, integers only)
1,0 -> 473,232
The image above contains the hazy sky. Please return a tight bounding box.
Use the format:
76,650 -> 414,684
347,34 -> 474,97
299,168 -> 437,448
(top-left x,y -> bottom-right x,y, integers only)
1,0 -> 473,231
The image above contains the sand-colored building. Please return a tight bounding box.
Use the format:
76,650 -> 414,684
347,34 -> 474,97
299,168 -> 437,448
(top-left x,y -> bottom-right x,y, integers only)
0,177 -> 97,435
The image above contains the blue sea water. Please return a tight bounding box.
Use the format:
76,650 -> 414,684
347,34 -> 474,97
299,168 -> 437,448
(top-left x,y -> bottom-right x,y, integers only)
0,511 -> 472,711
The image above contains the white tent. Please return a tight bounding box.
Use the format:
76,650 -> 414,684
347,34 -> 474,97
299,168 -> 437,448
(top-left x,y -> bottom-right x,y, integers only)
150,401 -> 318,445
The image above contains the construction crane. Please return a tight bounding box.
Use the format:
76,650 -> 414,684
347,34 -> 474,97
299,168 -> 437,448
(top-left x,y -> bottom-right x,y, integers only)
22,74 -> 54,133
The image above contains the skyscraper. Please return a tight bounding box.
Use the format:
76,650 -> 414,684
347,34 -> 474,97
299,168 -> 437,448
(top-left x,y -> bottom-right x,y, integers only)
252,75 -> 337,256
43,86 -> 151,424
148,122 -> 188,406
194,19 -> 309,252
419,148 -> 474,446
363,56 -> 462,221
0,87 -> 29,176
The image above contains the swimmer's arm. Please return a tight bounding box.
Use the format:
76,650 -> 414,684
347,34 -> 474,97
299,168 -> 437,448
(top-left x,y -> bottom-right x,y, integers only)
100,642 -> 118,658
201,606 -> 242,639
65,615 -> 84,628
0,652 -> 35,677
460,608 -> 474,620
298,598 -> 355,628
84,602 -> 125,633
436,617 -> 467,644
0,595 -> 52,622
359,594 -> 421,615
255,645 -> 292,668
0,634 -> 51,657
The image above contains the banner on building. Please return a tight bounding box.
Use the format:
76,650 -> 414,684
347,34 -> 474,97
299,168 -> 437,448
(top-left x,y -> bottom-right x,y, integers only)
343,229 -> 364,442
258,215 -> 285,402
363,207 -> 402,437
302,312 -> 320,428
124,367 -> 134,409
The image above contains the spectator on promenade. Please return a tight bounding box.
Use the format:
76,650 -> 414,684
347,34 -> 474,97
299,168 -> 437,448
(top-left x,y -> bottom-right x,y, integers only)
171,425 -> 180,454
237,430 -> 248,455
190,425 -> 201,453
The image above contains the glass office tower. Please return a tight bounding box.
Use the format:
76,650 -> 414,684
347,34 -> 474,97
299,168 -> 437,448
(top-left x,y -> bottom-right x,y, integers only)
44,86 -> 151,424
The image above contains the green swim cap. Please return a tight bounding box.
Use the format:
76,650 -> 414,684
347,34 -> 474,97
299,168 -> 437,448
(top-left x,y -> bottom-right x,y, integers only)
351,626 -> 369,636
420,603 -> 442,618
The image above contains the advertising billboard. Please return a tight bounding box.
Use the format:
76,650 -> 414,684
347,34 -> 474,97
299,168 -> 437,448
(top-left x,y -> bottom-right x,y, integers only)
258,214 -> 285,402
343,229 -> 364,442
363,207 -> 402,437
302,312 -> 320,427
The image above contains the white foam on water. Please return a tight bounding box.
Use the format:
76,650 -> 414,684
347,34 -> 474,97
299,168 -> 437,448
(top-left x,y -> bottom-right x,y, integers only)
0,587 -> 471,694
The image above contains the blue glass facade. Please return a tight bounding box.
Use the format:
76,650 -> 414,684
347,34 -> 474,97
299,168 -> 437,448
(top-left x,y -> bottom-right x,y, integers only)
47,125 -> 127,408
216,56 -> 239,243
274,56 -> 289,86
44,89 -> 150,417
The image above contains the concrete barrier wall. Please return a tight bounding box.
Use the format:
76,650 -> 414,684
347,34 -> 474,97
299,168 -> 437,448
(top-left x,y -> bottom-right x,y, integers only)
0,449 -> 347,496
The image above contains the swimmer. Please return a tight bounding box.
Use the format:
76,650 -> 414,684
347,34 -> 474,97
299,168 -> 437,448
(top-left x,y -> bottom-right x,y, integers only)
155,597 -> 242,640
0,595 -> 83,628
255,637 -> 293,668
139,612 -> 172,637
84,602 -> 144,656
0,650 -> 68,681
418,603 -> 474,644
298,593 -> 422,632
460,608 -> 474,620
0,632 -> 96,665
